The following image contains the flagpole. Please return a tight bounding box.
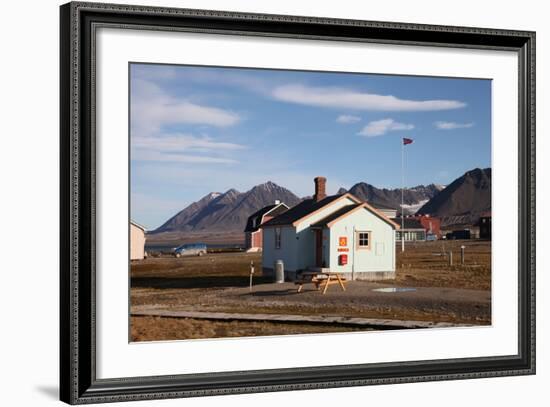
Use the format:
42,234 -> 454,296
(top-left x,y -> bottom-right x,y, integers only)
401,139 -> 405,252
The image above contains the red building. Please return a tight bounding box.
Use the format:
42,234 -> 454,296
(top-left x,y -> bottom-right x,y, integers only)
244,201 -> 289,251
412,214 -> 441,238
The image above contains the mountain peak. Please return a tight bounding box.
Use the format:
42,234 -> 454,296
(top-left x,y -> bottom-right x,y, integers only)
253,181 -> 280,190
418,167 -> 491,220
153,182 -> 301,233
207,192 -> 222,199
222,188 -> 240,196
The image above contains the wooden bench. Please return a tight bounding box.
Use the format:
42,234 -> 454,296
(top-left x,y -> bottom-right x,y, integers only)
295,271 -> 347,294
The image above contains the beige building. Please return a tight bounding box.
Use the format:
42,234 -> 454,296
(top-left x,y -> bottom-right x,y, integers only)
130,221 -> 147,260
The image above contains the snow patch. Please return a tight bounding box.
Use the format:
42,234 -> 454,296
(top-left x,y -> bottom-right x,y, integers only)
400,199 -> 429,214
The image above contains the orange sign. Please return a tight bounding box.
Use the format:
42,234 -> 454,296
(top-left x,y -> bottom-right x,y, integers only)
337,248 -> 349,252
339,236 -> 347,247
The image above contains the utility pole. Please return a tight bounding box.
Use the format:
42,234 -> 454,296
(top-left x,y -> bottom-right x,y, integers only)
401,140 -> 405,252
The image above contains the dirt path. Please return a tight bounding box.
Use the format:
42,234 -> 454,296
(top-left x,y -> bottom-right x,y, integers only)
132,280 -> 490,325
132,309 -> 473,329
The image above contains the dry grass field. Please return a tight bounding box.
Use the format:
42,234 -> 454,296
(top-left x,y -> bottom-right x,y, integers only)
395,239 -> 491,290
131,316 -> 367,342
131,240 -> 491,341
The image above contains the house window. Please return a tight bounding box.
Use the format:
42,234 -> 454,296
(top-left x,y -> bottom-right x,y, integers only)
275,227 -> 282,249
357,231 -> 371,249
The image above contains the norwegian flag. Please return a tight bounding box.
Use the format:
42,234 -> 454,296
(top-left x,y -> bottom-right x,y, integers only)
403,137 -> 414,145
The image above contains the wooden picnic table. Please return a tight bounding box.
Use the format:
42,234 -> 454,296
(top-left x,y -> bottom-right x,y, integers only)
295,271 -> 347,294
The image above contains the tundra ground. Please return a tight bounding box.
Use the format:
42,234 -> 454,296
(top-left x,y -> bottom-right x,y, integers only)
131,240 -> 491,341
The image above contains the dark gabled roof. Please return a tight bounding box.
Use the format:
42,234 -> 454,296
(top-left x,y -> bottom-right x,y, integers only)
310,204 -> 362,228
391,217 -> 424,230
244,203 -> 289,232
262,194 -> 344,227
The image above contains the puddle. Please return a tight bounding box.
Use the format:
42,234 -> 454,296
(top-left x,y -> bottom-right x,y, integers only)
372,287 -> 417,293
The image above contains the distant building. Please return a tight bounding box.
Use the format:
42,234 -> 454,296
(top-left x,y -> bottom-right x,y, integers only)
373,204 -> 398,219
417,215 -> 441,238
392,217 -> 427,242
391,214 -> 442,241
478,212 -> 492,239
244,202 -> 289,252
262,177 -> 399,281
130,221 -> 147,260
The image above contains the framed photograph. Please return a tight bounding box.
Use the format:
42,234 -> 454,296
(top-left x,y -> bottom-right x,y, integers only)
60,1 -> 535,404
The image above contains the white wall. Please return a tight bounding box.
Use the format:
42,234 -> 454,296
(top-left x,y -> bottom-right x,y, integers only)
130,224 -> 146,260
294,196 -> 357,270
262,226 -> 298,272
0,1 -> 547,407
328,209 -> 395,273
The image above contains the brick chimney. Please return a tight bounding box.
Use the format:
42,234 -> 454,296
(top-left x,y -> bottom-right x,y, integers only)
314,176 -> 327,202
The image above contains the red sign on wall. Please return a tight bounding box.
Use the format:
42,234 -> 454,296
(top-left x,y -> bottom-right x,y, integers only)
339,237 -> 347,247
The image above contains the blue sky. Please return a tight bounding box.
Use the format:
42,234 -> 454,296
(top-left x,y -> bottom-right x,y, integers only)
130,63 -> 491,229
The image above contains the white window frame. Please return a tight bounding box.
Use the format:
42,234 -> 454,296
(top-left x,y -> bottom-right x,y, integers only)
356,231 -> 371,250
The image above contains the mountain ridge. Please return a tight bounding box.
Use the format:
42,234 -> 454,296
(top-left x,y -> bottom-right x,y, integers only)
417,167 -> 491,226
153,181 -> 301,233
340,182 -> 444,213
150,169 -> 490,234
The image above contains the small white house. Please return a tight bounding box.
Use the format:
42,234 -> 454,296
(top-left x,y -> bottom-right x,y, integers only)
130,221 -> 147,260
261,177 -> 399,281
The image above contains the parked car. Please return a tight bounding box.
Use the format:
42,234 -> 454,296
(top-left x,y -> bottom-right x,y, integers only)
173,243 -> 207,257
426,233 -> 438,241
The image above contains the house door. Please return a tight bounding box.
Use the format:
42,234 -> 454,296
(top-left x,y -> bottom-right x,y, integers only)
315,230 -> 323,267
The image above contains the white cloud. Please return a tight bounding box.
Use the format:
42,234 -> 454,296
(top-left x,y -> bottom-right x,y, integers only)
131,79 -> 244,165
133,134 -> 245,153
272,84 -> 466,111
434,121 -> 475,130
131,79 -> 241,139
132,134 -> 246,164
358,119 -> 414,137
132,150 -> 238,164
336,114 -> 361,124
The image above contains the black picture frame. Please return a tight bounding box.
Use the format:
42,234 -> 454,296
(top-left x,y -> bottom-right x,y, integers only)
60,2 -> 536,404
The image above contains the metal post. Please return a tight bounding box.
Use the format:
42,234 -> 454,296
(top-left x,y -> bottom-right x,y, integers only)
352,226 -> 355,281
401,140 -> 405,252
249,261 -> 254,291
461,245 -> 465,265
449,251 -> 453,266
